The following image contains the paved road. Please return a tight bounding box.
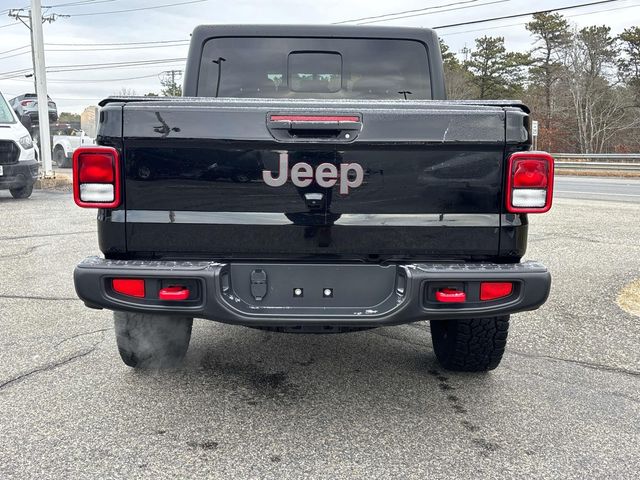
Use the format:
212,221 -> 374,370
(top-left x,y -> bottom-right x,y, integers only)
554,176 -> 640,203
0,191 -> 639,479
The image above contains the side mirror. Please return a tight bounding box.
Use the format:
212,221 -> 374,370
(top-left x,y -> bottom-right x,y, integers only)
20,114 -> 32,130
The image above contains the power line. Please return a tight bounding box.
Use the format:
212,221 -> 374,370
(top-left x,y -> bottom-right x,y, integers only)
46,39 -> 188,46
46,39 -> 187,46
440,2 -> 640,37
350,0 -> 510,25
45,0 -> 118,7
5,57 -> 186,73
0,50 -> 31,61
334,0 -> 493,25
0,58 -> 187,79
0,42 -> 190,60
0,39 -> 189,60
0,44 -> 30,55
359,0 -> 624,28
48,73 -> 162,82
61,0 -> 207,16
0,22 -> 21,29
436,0 -> 625,29
357,0 -> 510,25
46,57 -> 187,70
47,42 -> 189,52
7,72 -> 168,83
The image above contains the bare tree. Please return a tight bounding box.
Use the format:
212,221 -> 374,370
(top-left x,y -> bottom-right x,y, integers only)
113,87 -> 137,96
560,26 -> 634,153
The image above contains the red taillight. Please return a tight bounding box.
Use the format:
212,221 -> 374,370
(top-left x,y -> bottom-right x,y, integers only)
480,282 -> 513,301
435,288 -> 467,303
21,100 -> 35,106
513,160 -> 547,187
79,153 -> 114,183
73,146 -> 120,208
159,286 -> 190,301
112,279 -> 145,298
506,152 -> 554,213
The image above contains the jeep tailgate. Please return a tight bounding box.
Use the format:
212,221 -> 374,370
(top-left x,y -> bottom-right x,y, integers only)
101,98 -> 530,261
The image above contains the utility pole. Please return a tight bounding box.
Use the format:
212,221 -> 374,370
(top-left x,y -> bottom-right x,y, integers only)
159,70 -> 183,96
31,0 -> 54,177
460,44 -> 471,62
8,1 -> 67,178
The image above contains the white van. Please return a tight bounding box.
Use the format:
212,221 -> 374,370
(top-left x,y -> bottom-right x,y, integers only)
0,90 -> 38,199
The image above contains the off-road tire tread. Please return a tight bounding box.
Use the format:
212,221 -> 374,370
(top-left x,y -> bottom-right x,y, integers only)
430,316 -> 509,372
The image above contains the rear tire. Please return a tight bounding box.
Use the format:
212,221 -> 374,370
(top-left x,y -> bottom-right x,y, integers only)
10,184 -> 33,199
430,316 -> 509,372
114,312 -> 193,368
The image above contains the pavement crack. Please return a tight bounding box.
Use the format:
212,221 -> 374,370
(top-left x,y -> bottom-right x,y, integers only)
55,328 -> 112,348
0,341 -> 102,392
0,294 -> 77,301
509,349 -> 640,378
0,243 -> 49,259
0,230 -> 93,241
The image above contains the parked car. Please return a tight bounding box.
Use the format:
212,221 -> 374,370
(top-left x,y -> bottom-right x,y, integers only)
52,127 -> 95,168
0,91 -> 38,199
9,93 -> 58,125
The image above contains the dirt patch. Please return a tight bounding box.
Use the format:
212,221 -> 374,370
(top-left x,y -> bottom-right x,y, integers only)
618,280 -> 640,317
35,173 -> 73,190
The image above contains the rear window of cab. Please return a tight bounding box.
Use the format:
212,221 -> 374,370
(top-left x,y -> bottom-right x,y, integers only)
197,37 -> 431,100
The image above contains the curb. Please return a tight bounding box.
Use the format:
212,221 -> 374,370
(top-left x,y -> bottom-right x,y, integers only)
34,173 -> 73,190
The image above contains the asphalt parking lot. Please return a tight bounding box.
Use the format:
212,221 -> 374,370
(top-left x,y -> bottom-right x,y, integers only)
0,184 -> 639,479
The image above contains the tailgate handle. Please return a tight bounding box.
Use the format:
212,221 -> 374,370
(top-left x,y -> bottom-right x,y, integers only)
267,114 -> 361,142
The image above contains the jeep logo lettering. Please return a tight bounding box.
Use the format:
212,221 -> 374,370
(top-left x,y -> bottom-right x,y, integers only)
263,153 -> 364,194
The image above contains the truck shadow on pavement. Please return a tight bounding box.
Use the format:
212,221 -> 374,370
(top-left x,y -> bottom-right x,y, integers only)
129,321 -> 504,458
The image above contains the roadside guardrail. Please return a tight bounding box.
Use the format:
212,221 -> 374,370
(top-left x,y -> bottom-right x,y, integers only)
552,153 -> 640,162
551,153 -> 640,172
553,161 -> 640,172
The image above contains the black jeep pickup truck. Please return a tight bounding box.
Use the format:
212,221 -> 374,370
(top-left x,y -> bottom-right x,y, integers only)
73,25 -> 553,372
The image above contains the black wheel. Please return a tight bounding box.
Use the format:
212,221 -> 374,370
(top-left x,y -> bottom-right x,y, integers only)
53,147 -> 68,167
114,312 -> 193,368
10,183 -> 33,199
430,316 -> 509,372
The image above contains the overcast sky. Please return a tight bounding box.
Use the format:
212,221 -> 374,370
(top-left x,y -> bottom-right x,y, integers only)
1,0 -> 638,113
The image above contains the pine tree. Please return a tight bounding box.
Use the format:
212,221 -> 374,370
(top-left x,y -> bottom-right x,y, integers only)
526,13 -> 572,139
465,36 -> 529,99
439,39 -> 476,99
618,26 -> 640,105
